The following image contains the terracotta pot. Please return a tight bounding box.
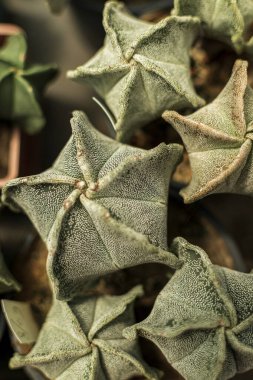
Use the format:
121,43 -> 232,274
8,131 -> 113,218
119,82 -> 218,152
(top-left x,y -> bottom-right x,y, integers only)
0,23 -> 23,43
0,126 -> 21,188
0,24 -> 24,188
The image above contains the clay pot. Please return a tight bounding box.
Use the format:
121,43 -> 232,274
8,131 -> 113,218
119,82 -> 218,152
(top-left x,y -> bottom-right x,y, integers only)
0,24 -> 23,188
0,125 -> 21,188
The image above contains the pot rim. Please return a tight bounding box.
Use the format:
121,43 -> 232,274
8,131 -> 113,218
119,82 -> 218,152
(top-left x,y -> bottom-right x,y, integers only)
0,127 -> 21,188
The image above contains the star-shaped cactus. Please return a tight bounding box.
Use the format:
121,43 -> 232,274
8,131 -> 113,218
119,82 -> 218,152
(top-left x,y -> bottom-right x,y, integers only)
68,1 -> 204,142
0,250 -> 20,294
2,111 -> 182,300
173,0 -> 253,54
46,0 -> 68,13
10,286 -> 159,380
0,33 -> 57,133
163,59 -> 253,203
124,237 -> 253,380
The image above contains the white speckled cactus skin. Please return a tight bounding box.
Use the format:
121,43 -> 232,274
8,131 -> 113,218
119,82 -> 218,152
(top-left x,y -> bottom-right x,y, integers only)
173,0 -> 253,54
124,238 -> 253,380
68,1 -> 205,141
10,286 -> 159,380
2,111 -> 182,300
164,60 -> 253,203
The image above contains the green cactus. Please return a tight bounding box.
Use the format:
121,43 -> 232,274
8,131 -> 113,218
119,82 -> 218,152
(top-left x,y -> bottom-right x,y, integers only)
68,1 -> 204,142
10,286 -> 159,380
2,3 -> 253,379
124,238 -> 253,380
2,111 -> 182,300
173,0 -> 253,54
164,59 -> 253,203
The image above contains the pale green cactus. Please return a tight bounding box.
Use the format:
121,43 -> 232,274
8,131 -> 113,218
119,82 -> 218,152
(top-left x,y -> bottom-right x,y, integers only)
0,250 -> 20,294
2,111 -> 182,300
163,59 -> 253,203
10,286 -> 159,380
124,237 -> 253,380
68,1 -> 205,142
0,33 -> 57,133
173,0 -> 253,54
46,0 -> 68,13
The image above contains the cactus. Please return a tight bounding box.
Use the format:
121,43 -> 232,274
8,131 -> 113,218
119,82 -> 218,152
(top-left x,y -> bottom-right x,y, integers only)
124,238 -> 253,380
2,111 -> 182,300
173,0 -> 253,54
164,60 -> 253,203
1,1 -> 253,379
68,1 -> 204,141
10,286 -> 159,379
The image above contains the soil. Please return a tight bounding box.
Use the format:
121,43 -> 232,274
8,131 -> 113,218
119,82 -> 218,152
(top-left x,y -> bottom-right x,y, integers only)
12,238 -> 52,328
